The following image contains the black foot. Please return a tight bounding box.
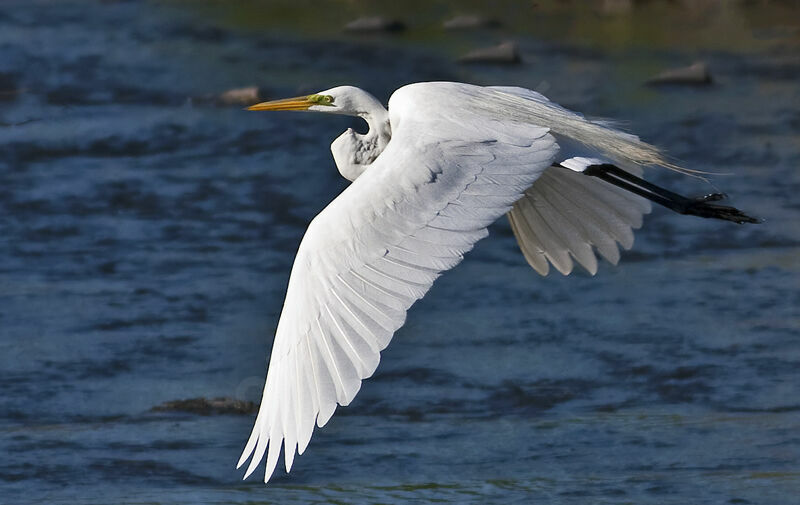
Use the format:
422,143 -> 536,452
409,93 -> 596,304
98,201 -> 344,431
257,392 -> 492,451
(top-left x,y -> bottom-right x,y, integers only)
682,194 -> 761,224
576,164 -> 760,225
697,193 -> 726,203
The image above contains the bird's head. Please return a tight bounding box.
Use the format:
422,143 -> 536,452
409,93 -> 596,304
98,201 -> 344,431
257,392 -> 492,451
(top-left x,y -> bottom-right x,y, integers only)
247,86 -> 384,118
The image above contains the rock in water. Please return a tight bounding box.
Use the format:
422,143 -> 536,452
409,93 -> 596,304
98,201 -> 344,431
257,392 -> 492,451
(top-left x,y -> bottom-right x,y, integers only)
218,86 -> 262,106
646,62 -> 713,86
458,42 -> 521,65
344,16 -> 405,33
151,397 -> 257,415
443,15 -> 501,30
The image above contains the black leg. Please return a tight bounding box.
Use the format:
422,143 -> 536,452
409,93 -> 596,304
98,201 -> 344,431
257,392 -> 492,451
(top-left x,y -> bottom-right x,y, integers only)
566,163 -> 760,225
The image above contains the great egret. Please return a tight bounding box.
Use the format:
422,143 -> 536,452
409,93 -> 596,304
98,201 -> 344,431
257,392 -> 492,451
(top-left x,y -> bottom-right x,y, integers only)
237,82 -> 757,483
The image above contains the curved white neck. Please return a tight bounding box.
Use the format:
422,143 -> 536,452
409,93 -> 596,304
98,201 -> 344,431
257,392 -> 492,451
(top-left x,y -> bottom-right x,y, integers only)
331,105 -> 392,182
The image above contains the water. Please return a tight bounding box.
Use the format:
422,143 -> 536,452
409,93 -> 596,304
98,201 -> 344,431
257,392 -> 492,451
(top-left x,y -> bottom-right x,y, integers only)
1,1 -> 798,503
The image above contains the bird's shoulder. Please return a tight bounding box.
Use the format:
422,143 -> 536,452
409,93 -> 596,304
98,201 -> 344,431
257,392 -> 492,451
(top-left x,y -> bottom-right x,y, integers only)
387,82 -> 551,115
387,82 -> 552,148
388,82 -> 481,121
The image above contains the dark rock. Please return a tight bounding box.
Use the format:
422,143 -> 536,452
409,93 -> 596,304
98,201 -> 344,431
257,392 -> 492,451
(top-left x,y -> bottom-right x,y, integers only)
151,397 -> 257,415
0,72 -> 20,102
165,23 -> 229,43
443,14 -> 501,30
458,41 -> 521,65
343,16 -> 405,33
646,62 -> 713,86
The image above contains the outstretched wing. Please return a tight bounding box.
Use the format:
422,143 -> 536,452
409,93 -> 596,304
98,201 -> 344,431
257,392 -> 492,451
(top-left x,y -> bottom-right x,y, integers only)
238,83 -> 559,482
487,86 -> 652,276
508,166 -> 651,276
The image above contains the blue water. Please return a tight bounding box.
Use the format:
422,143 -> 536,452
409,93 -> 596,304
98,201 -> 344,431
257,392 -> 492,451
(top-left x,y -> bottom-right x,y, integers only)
1,1 -> 798,504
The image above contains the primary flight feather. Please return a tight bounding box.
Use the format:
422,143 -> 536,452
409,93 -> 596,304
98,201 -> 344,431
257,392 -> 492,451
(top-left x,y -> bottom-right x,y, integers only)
238,82 -> 757,482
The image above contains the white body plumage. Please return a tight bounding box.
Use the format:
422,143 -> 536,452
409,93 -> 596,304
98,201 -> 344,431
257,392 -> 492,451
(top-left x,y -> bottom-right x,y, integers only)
237,82 -> 751,483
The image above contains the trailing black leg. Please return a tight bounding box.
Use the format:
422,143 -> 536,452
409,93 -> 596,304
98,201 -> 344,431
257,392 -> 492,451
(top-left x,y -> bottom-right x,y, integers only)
568,163 -> 760,224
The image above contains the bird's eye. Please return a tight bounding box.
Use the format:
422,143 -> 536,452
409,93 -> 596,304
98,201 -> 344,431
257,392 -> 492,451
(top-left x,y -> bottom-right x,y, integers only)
309,94 -> 335,106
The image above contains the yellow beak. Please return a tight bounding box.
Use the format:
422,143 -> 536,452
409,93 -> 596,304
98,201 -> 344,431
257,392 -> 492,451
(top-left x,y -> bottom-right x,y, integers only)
247,95 -> 315,112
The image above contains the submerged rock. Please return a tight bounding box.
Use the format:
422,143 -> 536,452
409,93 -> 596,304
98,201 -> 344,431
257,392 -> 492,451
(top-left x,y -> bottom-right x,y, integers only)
458,41 -> 521,65
443,14 -> 501,30
343,16 -> 405,33
646,62 -> 713,86
151,397 -> 257,415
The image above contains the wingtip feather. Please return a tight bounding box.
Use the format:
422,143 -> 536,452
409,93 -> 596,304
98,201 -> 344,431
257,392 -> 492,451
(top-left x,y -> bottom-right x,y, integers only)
243,435 -> 267,480
318,401 -> 337,427
264,436 -> 283,484
284,441 -> 296,473
237,421 -> 261,470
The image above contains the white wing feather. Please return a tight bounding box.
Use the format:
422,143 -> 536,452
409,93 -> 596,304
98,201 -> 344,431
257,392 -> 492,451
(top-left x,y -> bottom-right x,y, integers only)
488,86 -> 652,276
508,167 -> 651,276
238,83 -> 559,482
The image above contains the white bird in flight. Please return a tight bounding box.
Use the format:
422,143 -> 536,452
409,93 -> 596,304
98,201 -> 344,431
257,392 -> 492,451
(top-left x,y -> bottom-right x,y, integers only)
237,82 -> 757,483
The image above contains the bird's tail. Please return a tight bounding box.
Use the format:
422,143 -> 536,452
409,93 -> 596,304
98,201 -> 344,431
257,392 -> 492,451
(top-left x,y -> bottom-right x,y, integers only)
478,89 -> 706,178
